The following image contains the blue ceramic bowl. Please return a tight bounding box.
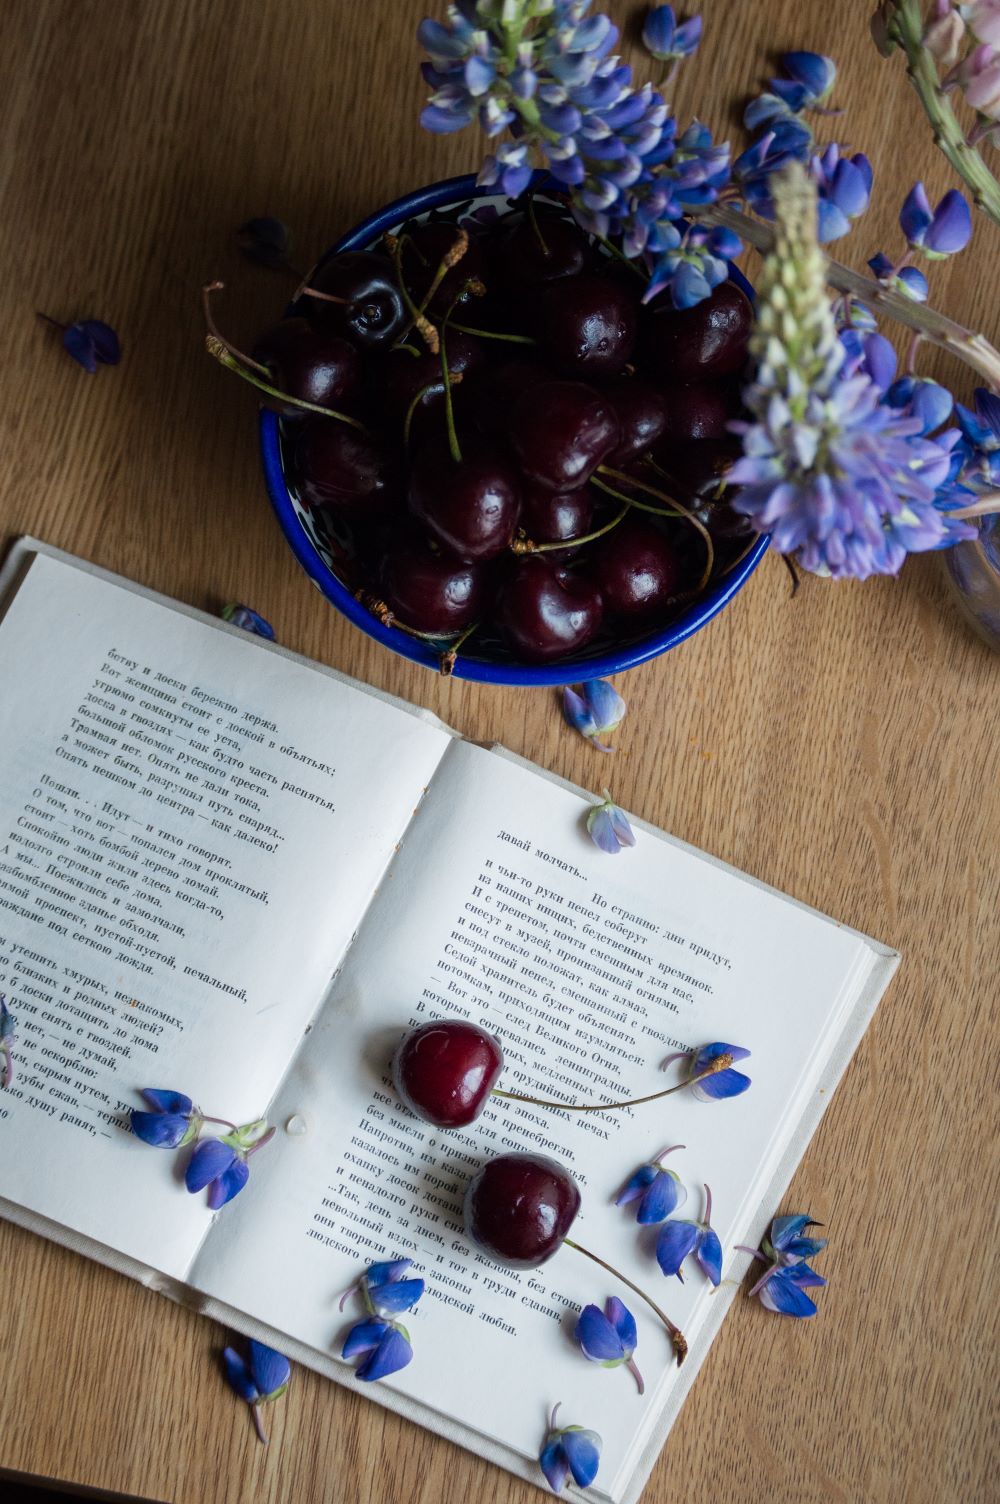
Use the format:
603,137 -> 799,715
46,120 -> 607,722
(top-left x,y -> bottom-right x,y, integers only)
259,173 -> 768,686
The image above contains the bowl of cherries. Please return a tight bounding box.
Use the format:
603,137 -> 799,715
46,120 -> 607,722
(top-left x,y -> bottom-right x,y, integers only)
255,173 -> 767,685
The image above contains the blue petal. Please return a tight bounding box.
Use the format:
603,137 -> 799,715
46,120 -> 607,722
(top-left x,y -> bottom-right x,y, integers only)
78,320 -> 121,365
249,1341 -> 291,1398
975,388 -> 1000,437
61,323 -> 98,372
366,1258 -> 412,1288
186,1137 -> 237,1192
769,1214 -> 815,1250
607,804 -> 636,848
222,1347 -> 258,1403
130,1110 -> 191,1148
783,1234 -> 828,1260
614,1163 -> 658,1206
140,1088 -> 193,1114
785,1264 -> 827,1289
560,1428 -> 602,1489
588,805 -> 623,853
926,189 -> 971,254
606,1297 -> 637,1353
697,1228 -> 723,1286
656,1220 -> 700,1277
692,1042 -> 751,1072
221,604 -> 275,639
692,1067 -> 751,1101
563,686 -> 595,736
860,333 -> 897,391
830,158 -> 870,218
900,182 -> 933,244
575,1305 -> 624,1362
815,199 -> 851,244
897,266 -> 928,300
369,1278 -> 424,1314
207,1156 -> 249,1209
782,50 -> 836,101
582,678 -> 626,734
540,1439 -> 570,1493
671,262 -> 712,309
356,1327 -> 413,1382
342,1319 -> 389,1360
637,1169 -> 682,1225
758,1268 -> 819,1316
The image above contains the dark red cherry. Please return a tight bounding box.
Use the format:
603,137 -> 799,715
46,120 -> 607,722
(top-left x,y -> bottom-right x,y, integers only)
409,442 -> 521,561
302,251 -> 406,350
654,437 -> 743,503
469,358 -> 550,439
392,1020 -> 504,1128
499,214 -> 593,293
381,331 -> 485,438
591,517 -> 682,619
493,556 -> 603,662
519,483 -> 593,552
509,380 -> 620,492
604,379 -> 669,464
540,274 -> 638,377
657,380 -> 745,445
401,220 -> 491,315
252,319 -> 360,416
463,1151 -> 581,1269
381,535 -> 484,633
294,420 -> 395,513
641,280 -> 753,382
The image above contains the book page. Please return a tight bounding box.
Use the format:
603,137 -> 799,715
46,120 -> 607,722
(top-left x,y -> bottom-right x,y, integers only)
189,739 -> 881,1499
0,550 -> 451,1278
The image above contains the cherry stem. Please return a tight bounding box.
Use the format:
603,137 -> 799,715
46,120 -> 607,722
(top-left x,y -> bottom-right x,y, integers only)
446,320 -> 536,344
201,282 -> 271,378
403,375 -> 461,450
297,285 -> 349,306
593,233 -> 648,281
251,1402 -> 269,1446
390,235 -> 440,354
512,503 -> 629,554
490,1059 -> 731,1114
438,620 -> 479,677
526,193 -> 550,257
204,337 -> 369,431
440,329 -> 463,465
563,1238 -> 686,1365
779,552 -> 801,596
355,590 -> 466,644
36,312 -> 68,333
596,467 -> 715,589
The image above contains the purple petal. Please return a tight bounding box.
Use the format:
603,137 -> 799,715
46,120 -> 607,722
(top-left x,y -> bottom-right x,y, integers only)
222,1347 -> 258,1403
140,1088 -> 193,1114
926,189 -> 972,254
614,1163 -> 658,1206
587,805 -> 623,853
130,1109 -> 191,1148
186,1137 -> 237,1193
540,1439 -> 570,1493
342,1319 -> 389,1359
560,1428 -> 602,1488
900,182 -> 933,244
563,686 -> 596,736
356,1326 -> 413,1381
691,1067 -> 751,1101
636,1168 -> 683,1225
582,678 -> 626,733
696,1228 -> 723,1286
574,1305 -> 624,1362
248,1341 -> 290,1397
607,804 -> 636,848
369,1278 -> 424,1314
207,1155 -> 249,1208
606,1297 -> 637,1353
656,1220 -> 700,1278
365,1258 -> 412,1287
758,1267 -> 820,1316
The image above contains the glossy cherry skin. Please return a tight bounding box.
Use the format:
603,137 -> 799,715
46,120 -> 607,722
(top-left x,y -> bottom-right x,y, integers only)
657,380 -> 744,445
463,1152 -> 581,1269
510,380 -> 620,493
380,535 -> 485,633
641,280 -> 753,382
381,331 -> 485,445
519,483 -> 593,551
302,251 -> 406,349
493,556 -> 603,662
604,379 -> 669,465
499,213 -> 593,293
294,420 -> 394,513
409,442 -> 521,561
540,274 -> 638,378
654,436 -> 743,503
252,319 -> 360,415
392,1020 -> 504,1128
469,358 -> 550,439
591,517 -> 683,619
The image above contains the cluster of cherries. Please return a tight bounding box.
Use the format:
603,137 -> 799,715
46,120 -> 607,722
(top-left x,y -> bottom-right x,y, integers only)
212,197 -> 756,667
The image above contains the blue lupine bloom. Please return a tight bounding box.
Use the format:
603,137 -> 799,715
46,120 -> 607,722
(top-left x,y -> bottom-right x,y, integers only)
221,603 -> 276,640
60,319 -> 121,374
740,1214 -> 829,1316
342,1319 -> 414,1381
586,789 -> 636,853
574,1297 -> 644,1393
615,1144 -> 687,1224
899,183 -> 972,256
732,118 -> 813,207
539,1404 -> 602,1494
884,377 -> 954,436
757,1262 -> 827,1316
186,1119 -> 273,1209
563,679 -> 626,751
222,1339 -> 291,1444
363,1258 -> 426,1316
955,389 -> 1000,506
743,52 -> 836,132
340,1258 -> 423,1382
644,222 -> 743,307
867,252 -> 929,302
0,996 -> 15,1090
660,1041 -> 751,1100
642,6 -> 703,63
236,217 -> 291,269
655,1183 -> 723,1285
130,1088 -> 202,1148
811,144 -> 872,243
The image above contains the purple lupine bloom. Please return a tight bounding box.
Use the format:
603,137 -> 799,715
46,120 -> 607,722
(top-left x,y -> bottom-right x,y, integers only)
740,1213 -> 829,1316
811,144 -> 872,242
868,252 -> 929,302
539,1404 -> 602,1494
615,1144 -> 687,1224
655,1183 -> 723,1285
642,6 -> 703,63
899,183 -> 972,256
586,790 -> 636,853
340,1258 -> 423,1382
39,314 -> 121,373
130,1088 -> 202,1148
661,1041 -> 752,1100
221,603 -> 276,639
563,679 -> 626,751
186,1118 -> 274,1209
574,1297 -> 644,1393
222,1339 -> 291,1444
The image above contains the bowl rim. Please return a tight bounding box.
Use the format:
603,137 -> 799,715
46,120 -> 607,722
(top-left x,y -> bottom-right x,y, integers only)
259,172 -> 770,686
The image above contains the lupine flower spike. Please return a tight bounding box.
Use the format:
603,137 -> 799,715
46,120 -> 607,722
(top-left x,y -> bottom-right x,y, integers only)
221,603 -> 277,640
655,1182 -> 723,1285
563,679 -> 626,751
615,1144 -> 687,1223
539,1403 -> 602,1494
587,790 -> 636,853
574,1298 -> 645,1393
661,1041 -> 751,1100
0,997 -> 15,1090
736,1213 -> 829,1317
222,1339 -> 291,1445
340,1258 -> 424,1381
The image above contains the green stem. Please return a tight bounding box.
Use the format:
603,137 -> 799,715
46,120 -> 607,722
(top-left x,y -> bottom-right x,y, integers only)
440,331 -> 462,465
563,1239 -> 687,1364
204,338 -> 368,430
447,321 -> 537,344
512,503 -> 629,554
593,233 -> 649,281
438,620 -> 480,677
526,192 -> 550,256
593,470 -> 715,589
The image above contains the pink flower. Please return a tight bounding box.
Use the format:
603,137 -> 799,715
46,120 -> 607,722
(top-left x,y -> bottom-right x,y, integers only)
964,1 -> 1000,47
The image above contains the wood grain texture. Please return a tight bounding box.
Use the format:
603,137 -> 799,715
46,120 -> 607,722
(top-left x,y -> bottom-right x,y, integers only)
0,2 -> 997,1501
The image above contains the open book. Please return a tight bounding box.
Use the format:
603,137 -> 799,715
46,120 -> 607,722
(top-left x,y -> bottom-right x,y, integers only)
0,540 -> 898,1503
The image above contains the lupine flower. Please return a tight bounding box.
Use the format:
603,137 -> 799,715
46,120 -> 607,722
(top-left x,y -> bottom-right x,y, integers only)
739,1213 -> 828,1316
130,1088 -> 202,1148
586,789 -> 636,853
884,376 -> 954,435
615,1144 -> 687,1223
221,603 -> 276,639
728,163 -> 977,578
810,144 -> 872,242
960,44 -> 1000,119
574,1298 -> 644,1393
756,1261 -> 827,1315
563,678 -> 626,750
655,1183 -> 722,1284
661,1041 -> 751,1100
340,1258 -> 423,1382
644,221 -> 743,307
38,314 -> 120,374
743,51 -> 836,132
539,1404 -> 602,1494
222,1339 -> 291,1444
642,6 -> 703,63
964,0 -> 1000,46
899,182 -> 973,255
236,217 -> 292,268
0,997 -> 15,1090
955,386 -> 1000,493
924,0 -> 967,67
867,252 -> 929,302
185,1119 -> 274,1209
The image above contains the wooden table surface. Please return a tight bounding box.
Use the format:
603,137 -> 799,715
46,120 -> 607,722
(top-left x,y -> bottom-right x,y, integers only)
0,1 -> 997,1501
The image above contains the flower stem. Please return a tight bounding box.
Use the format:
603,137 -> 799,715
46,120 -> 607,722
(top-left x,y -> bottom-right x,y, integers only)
699,200 -> 1000,391
511,503 -> 630,554
490,1057 -> 735,1114
251,1402 -> 269,1445
204,337 -> 369,430
563,1238 -> 687,1364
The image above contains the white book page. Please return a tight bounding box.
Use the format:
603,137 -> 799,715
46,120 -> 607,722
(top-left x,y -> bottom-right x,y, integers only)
189,740 -> 884,1499
0,550 -> 451,1278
